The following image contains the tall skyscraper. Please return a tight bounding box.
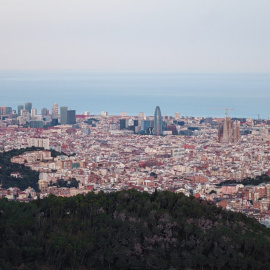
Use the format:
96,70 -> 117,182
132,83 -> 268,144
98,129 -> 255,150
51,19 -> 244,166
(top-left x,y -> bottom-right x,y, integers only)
154,106 -> 162,136
25,102 -> 32,113
141,120 -> 151,131
0,107 -> 6,116
0,107 -> 13,116
6,107 -> 12,115
67,110 -> 76,124
60,107 -> 68,125
18,105 -> 24,116
218,117 -> 240,143
41,108 -> 48,116
120,119 -> 127,130
52,103 -> 59,119
31,108 -> 37,117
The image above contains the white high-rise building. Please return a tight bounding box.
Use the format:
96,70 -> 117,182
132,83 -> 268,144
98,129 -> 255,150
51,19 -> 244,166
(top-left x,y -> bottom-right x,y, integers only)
52,103 -> 59,119
31,108 -> 37,117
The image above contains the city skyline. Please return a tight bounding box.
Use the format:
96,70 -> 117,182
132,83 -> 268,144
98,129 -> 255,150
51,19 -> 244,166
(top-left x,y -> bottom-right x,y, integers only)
0,101 -> 264,120
1,107 -> 270,226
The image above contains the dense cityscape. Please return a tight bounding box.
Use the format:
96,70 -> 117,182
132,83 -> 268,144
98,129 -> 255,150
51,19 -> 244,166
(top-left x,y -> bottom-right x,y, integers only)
1,0 -> 269,268
1,102 -> 270,226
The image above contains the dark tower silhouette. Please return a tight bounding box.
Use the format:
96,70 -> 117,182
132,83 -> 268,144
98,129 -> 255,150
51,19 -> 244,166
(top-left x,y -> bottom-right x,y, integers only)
41,108 -> 48,116
67,110 -> 76,124
154,106 -> 162,136
120,119 -> 126,130
60,106 -> 68,125
25,102 -> 32,114
17,105 -> 24,116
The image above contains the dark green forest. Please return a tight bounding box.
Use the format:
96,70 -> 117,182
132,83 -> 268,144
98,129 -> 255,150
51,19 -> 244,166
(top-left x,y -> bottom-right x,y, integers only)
1,190 -> 270,270
217,174 -> 270,187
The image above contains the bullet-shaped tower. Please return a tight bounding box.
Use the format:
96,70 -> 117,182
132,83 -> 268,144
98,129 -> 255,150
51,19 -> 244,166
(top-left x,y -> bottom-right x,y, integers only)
154,106 -> 162,136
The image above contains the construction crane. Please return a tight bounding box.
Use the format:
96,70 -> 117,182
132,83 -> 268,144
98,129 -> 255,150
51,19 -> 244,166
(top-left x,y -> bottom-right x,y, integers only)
210,108 -> 235,117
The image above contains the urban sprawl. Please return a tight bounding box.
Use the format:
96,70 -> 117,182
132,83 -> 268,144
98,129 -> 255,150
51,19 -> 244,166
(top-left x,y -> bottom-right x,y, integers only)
1,103 -> 270,226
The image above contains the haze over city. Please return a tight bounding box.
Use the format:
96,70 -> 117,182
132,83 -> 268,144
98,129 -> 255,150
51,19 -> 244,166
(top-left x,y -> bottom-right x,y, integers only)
1,0 -> 270,73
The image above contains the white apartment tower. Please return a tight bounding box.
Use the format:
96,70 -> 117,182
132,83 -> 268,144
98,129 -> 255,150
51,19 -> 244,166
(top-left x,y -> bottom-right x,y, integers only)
52,103 -> 59,119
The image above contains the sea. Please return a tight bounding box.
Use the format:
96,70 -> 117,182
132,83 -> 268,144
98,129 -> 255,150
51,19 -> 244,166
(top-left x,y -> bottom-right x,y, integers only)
0,71 -> 270,119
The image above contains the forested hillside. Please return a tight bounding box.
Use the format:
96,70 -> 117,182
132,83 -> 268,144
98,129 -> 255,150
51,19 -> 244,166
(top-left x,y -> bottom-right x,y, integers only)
1,190 -> 270,269
0,147 -> 65,191
218,174 -> 270,186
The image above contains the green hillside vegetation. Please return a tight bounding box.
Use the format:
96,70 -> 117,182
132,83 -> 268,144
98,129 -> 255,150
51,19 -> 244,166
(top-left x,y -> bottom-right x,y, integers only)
1,190 -> 270,270
0,147 -> 65,191
217,174 -> 270,187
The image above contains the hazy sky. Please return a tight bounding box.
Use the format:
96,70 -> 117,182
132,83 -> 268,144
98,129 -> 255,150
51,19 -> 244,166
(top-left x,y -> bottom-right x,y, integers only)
1,0 -> 269,72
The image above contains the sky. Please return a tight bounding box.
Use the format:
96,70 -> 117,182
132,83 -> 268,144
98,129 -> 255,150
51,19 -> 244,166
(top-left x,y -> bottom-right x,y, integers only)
0,0 -> 270,72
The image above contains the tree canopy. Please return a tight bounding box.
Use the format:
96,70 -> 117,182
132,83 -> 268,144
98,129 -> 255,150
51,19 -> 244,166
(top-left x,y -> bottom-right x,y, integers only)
217,174 -> 270,186
1,190 -> 270,269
